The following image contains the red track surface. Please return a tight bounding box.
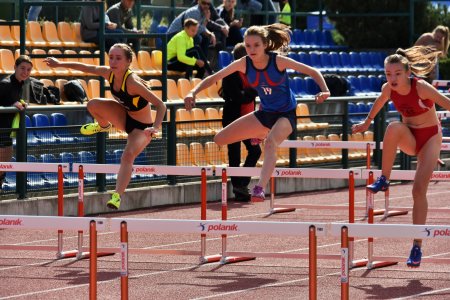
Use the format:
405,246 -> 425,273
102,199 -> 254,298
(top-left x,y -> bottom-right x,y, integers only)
1,182 -> 450,299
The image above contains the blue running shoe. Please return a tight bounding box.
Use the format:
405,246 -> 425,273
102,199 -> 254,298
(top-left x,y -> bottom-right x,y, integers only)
367,175 -> 389,193
406,245 -> 422,268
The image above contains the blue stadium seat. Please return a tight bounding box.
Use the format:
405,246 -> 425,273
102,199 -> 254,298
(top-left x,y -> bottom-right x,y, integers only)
2,157 -> 16,192
304,30 -> 319,49
359,52 -> 376,72
78,151 -> 96,184
305,77 -> 320,96
368,75 -> 382,93
329,51 -> 349,73
369,51 -> 385,72
289,78 -> 299,96
297,52 -> 311,66
319,52 -> 338,73
40,153 -> 60,187
323,30 -> 347,50
347,75 -> 364,96
293,77 -> 308,97
309,52 -> 324,72
358,75 -> 378,96
60,152 -> 78,186
50,112 -> 77,143
339,52 -> 358,73
26,154 -> 48,189
155,25 -> 168,48
348,102 -> 361,124
312,30 -> 329,49
218,51 -> 232,69
25,115 -> 40,145
292,29 -> 307,49
348,52 -> 367,73
32,113 -> 60,144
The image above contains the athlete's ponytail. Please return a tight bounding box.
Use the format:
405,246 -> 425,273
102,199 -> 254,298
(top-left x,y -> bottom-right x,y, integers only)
244,23 -> 291,53
384,46 -> 441,77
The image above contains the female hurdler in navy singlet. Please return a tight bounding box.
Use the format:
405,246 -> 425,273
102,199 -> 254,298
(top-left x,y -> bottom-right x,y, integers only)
183,24 -> 330,202
45,43 -> 166,210
352,46 -> 450,268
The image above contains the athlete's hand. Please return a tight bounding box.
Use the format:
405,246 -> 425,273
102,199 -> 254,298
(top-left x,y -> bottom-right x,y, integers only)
184,93 -> 196,111
351,120 -> 370,134
144,127 -> 159,138
315,91 -> 330,104
44,57 -> 61,68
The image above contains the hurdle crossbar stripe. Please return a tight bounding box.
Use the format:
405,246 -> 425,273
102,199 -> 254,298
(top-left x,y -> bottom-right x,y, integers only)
218,167 -> 361,178
280,140 -> 376,150
0,215 -> 108,231
362,169 -> 450,180
0,162 -> 70,172
371,256 -> 450,264
224,251 -> 341,260
72,163 -> 214,176
275,204 -> 367,211
111,219 -> 328,236
331,223 -> 450,239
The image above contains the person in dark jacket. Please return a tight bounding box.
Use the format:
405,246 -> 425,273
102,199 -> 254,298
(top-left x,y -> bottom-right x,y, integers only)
0,56 -> 32,189
107,0 -> 145,53
217,0 -> 243,47
221,43 -> 261,201
81,0 -> 125,51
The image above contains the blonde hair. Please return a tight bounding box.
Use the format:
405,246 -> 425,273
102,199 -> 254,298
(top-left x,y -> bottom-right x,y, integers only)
433,25 -> 449,56
384,46 -> 442,77
244,23 -> 291,53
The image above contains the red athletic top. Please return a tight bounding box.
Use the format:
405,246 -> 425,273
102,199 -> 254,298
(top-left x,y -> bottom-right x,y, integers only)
390,77 -> 434,117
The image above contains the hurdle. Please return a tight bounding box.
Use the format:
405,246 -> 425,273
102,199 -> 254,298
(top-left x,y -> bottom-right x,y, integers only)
0,215 -> 107,300
363,169 -> 450,269
110,218 -> 327,300
73,163 -> 223,264
335,222 -> 450,300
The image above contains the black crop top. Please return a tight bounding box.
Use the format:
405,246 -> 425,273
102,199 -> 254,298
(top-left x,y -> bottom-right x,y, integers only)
109,69 -> 148,111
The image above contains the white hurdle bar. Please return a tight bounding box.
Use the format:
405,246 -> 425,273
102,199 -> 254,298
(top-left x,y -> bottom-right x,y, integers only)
0,215 -> 107,300
111,218 -> 328,300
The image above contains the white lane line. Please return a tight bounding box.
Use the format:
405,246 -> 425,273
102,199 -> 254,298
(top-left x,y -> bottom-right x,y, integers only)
0,264 -> 199,300
190,271 -> 341,300
392,287 -> 450,299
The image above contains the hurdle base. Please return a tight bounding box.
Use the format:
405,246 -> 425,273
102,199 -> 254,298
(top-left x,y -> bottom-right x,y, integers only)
77,251 -> 116,260
350,259 -> 368,269
367,261 -> 398,270
200,254 -> 222,264
374,209 -> 408,220
57,250 -> 79,259
269,207 -> 296,215
57,250 -> 115,260
220,256 -> 256,265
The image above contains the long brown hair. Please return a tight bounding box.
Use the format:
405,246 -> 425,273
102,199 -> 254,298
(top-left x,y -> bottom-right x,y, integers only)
384,46 -> 442,77
244,23 -> 291,53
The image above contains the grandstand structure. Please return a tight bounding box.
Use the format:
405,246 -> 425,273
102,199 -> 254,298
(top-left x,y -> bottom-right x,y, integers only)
0,0 -> 448,208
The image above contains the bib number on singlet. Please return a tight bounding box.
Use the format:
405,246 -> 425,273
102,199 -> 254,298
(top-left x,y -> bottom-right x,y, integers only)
261,86 -> 272,95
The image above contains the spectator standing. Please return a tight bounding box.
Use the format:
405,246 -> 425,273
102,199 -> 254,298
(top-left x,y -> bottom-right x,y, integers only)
221,43 -> 261,201
0,56 -> 32,190
107,0 -> 145,53
278,0 -> 291,26
167,18 -> 213,78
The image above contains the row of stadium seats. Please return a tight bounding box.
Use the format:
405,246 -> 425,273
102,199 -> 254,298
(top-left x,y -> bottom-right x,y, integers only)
289,29 -> 347,51
176,131 -> 373,167
0,21 -> 95,48
0,47 -> 167,76
1,150 -> 154,191
219,50 -> 386,74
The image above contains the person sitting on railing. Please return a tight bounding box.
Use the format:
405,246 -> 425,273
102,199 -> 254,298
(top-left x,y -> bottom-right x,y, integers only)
352,46 -> 450,268
167,18 -> 213,78
44,43 -> 166,210
183,24 -> 330,203
107,0 -> 145,53
0,56 -> 31,190
81,0 -> 125,51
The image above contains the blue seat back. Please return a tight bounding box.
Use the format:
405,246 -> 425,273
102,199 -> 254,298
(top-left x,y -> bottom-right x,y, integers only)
349,52 -> 363,69
298,52 -> 311,65
218,51 -> 232,69
309,52 -> 322,68
305,77 -> 320,95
